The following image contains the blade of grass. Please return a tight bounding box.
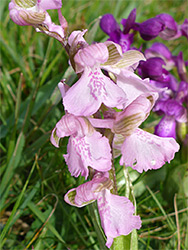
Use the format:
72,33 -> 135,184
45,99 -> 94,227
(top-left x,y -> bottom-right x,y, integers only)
27,201 -> 67,246
0,157 -> 36,248
39,48 -> 64,86
58,200 -> 90,247
74,208 -> 99,250
0,131 -> 25,200
146,186 -> 176,231
6,73 -> 23,162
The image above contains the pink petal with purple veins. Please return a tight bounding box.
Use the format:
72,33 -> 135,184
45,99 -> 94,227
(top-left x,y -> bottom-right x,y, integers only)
64,173 -> 110,206
63,67 -> 127,116
50,114 -> 95,147
113,93 -> 158,137
64,130 -> 111,179
120,128 -> 180,172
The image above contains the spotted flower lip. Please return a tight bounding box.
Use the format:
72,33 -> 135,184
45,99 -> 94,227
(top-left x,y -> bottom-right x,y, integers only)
118,128 -> 180,172
50,114 -> 112,179
63,66 -> 127,116
64,172 -> 142,248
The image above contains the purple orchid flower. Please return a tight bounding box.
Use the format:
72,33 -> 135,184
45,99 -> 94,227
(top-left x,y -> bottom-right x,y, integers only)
180,18 -> 188,39
154,98 -> 187,139
64,171 -> 142,248
144,42 -> 175,70
156,13 -> 182,40
134,17 -> 165,41
138,57 -> 170,83
139,43 -> 188,139
100,12 -> 135,52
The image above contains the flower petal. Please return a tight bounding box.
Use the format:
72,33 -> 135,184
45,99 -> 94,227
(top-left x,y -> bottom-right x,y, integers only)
113,93 -> 158,136
74,43 -> 109,73
116,69 -> 159,107
97,189 -> 142,248
155,116 -> 176,138
100,14 -> 120,36
38,0 -> 62,10
64,173 -> 111,207
63,67 -> 127,116
120,128 -> 180,172
64,130 -> 112,179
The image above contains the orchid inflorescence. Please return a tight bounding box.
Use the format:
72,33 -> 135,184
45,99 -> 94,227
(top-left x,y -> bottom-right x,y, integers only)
9,0 -> 186,248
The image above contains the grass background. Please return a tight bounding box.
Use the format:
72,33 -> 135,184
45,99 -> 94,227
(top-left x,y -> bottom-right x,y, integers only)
0,0 -> 188,249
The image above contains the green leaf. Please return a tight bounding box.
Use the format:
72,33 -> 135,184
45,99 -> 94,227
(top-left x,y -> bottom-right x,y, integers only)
111,230 -> 138,250
27,201 -> 66,245
0,159 -> 36,248
0,132 -> 25,200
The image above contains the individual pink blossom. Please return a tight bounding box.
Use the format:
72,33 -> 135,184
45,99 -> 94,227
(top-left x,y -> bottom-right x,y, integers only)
51,114 -> 112,179
64,172 -> 141,248
63,42 -> 127,116
89,93 -> 180,173
113,95 -> 180,172
9,0 -> 67,41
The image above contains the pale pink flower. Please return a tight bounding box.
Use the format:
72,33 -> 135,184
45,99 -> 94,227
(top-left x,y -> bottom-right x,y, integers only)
89,93 -> 180,173
51,114 -> 112,179
9,0 -> 67,41
63,41 -> 128,116
64,172 -> 141,248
